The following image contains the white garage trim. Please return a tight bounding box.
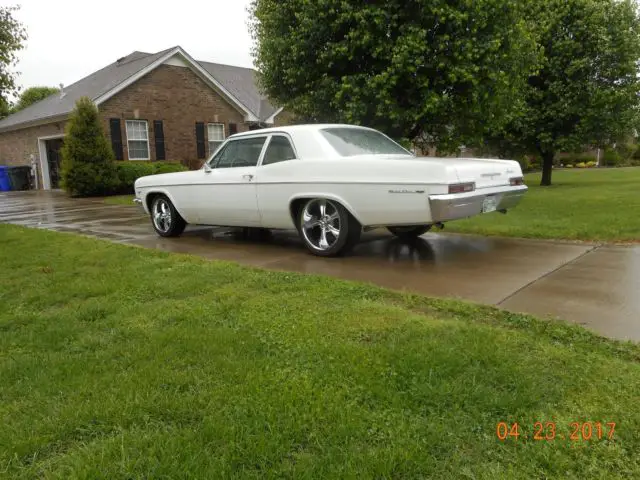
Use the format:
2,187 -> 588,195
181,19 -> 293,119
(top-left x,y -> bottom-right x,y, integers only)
37,134 -> 65,190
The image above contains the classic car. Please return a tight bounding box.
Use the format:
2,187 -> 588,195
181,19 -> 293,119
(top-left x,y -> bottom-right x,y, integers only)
134,124 -> 527,257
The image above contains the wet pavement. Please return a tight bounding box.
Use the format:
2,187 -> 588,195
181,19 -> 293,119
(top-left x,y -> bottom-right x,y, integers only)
2,190 -> 639,342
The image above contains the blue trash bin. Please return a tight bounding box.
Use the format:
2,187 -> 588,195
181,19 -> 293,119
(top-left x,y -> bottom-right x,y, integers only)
0,166 -> 12,192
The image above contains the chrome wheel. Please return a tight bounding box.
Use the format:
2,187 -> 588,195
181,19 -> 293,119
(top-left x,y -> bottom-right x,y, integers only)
301,199 -> 341,251
152,198 -> 172,233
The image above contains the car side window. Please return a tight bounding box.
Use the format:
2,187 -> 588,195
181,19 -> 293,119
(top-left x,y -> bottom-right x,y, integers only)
213,136 -> 267,169
262,135 -> 297,166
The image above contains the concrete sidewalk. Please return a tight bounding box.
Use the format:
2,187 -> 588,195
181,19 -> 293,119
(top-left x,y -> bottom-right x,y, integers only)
2,190 -> 639,342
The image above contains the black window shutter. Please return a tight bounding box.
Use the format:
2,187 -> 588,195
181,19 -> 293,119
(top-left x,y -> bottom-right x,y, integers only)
195,122 -> 205,159
109,118 -> 124,160
153,120 -> 166,161
229,123 -> 237,135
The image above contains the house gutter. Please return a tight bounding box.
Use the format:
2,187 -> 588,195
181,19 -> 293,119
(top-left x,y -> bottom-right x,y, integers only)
0,113 -> 70,134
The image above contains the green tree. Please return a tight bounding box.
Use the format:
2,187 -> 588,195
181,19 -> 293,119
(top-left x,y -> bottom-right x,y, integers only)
487,0 -> 640,186
249,0 -> 540,152
0,5 -> 27,119
0,96 -> 10,119
60,97 -> 119,197
12,86 -> 59,112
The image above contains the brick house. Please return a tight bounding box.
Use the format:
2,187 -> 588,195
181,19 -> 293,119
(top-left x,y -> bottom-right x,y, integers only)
0,46 -> 290,190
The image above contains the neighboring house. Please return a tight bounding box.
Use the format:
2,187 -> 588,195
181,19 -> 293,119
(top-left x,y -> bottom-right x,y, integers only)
0,46 -> 290,190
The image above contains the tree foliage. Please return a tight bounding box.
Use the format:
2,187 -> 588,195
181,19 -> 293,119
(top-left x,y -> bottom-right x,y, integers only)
250,0 -> 540,151
60,97 -> 119,197
12,86 -> 59,112
0,5 -> 27,118
0,95 -> 10,119
485,0 -> 640,185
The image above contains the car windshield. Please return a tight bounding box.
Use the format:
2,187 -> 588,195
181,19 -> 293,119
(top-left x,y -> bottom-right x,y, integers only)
320,127 -> 412,157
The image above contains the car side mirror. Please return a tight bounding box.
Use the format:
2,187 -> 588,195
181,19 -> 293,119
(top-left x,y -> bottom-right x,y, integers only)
203,163 -> 212,173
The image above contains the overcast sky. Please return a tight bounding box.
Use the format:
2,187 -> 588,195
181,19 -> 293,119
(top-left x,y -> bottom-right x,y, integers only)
7,0 -> 256,93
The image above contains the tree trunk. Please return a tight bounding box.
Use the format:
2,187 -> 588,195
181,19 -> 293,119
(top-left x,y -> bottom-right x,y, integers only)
540,151 -> 555,186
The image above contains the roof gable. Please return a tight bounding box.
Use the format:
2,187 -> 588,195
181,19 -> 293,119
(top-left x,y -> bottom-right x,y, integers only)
0,46 -> 281,132
197,61 -> 278,122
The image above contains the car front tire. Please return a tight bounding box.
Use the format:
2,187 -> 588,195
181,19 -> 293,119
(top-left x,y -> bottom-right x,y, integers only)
387,225 -> 432,239
297,198 -> 361,257
150,195 -> 187,237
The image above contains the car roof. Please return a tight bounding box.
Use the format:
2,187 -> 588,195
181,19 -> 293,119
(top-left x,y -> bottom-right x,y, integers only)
228,123 -> 376,139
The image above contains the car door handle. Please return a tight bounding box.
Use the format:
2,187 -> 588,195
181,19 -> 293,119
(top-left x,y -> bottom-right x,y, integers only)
242,174 -> 254,181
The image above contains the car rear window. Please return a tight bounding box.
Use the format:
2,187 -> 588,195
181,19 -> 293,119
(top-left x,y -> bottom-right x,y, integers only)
320,128 -> 411,157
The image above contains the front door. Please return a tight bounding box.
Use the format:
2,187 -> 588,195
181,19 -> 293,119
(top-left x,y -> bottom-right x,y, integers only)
192,135 -> 268,226
45,138 -> 64,189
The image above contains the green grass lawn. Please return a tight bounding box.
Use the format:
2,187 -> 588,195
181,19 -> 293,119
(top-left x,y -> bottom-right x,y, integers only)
103,167 -> 640,243
103,194 -> 136,206
1,224 -> 639,478
447,167 -> 640,242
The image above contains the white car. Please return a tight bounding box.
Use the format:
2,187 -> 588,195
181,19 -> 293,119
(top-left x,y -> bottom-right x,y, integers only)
134,124 -> 527,256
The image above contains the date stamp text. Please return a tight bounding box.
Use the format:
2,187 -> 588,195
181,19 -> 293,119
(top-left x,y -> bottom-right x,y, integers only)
496,421 -> 616,442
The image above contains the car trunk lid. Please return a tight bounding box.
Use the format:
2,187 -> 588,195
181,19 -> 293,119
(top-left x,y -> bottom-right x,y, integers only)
451,158 -> 520,189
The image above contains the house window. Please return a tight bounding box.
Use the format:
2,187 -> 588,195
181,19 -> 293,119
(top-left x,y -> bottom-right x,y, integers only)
125,120 -> 150,160
208,123 -> 225,154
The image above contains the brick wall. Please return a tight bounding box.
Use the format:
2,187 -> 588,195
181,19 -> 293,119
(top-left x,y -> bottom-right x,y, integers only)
99,64 -> 248,167
0,121 -> 66,187
0,122 -> 65,166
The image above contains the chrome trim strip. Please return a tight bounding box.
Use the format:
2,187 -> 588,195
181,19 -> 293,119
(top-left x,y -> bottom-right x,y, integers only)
140,181 -> 447,188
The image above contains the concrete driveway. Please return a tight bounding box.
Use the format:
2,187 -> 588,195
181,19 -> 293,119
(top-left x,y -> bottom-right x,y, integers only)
2,190 -> 639,342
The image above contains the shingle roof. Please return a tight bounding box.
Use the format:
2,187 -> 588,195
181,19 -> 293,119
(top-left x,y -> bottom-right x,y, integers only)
0,47 -> 280,132
197,61 -> 278,121
0,48 -> 173,131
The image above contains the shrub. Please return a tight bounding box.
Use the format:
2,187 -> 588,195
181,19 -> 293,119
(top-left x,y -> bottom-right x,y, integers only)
558,152 -> 598,167
576,162 -> 587,168
565,164 -> 574,168
579,154 -> 596,165
586,161 -> 597,168
516,156 -> 530,172
615,142 -> 635,162
153,162 -> 189,175
115,161 -> 188,194
60,97 -> 119,196
602,149 -> 622,166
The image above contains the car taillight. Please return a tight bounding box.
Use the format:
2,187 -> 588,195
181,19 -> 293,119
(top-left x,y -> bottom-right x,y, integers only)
510,177 -> 525,186
448,182 -> 475,194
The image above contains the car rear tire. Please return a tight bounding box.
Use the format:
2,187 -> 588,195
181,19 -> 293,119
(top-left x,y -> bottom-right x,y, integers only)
297,198 -> 361,257
387,225 -> 432,239
150,195 -> 186,237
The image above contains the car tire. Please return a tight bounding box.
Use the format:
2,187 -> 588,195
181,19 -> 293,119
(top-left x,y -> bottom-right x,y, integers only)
297,198 -> 361,257
150,195 -> 187,237
387,225 -> 432,239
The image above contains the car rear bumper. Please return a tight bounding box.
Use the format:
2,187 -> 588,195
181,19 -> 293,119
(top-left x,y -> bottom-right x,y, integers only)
429,185 -> 528,222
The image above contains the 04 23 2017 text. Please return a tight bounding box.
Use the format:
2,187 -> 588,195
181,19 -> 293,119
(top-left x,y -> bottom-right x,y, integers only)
496,421 -> 616,442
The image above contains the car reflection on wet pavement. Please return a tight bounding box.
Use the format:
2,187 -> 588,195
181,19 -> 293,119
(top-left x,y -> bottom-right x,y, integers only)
2,190 -> 639,342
